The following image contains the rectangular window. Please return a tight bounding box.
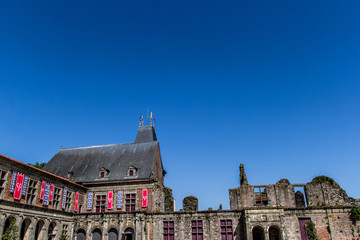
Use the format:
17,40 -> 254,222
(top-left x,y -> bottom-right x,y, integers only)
65,191 -> 73,211
254,186 -> 268,206
52,187 -> 61,210
192,220 -> 203,240
163,221 -> 174,240
220,220 -> 233,240
125,193 -> 136,212
0,169 -> 7,196
96,195 -> 106,213
25,179 -> 38,205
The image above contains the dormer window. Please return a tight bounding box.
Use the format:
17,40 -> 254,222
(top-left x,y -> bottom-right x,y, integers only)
126,166 -> 138,178
97,167 -> 110,179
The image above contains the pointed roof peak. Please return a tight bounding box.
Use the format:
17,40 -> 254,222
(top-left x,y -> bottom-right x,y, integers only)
134,126 -> 158,144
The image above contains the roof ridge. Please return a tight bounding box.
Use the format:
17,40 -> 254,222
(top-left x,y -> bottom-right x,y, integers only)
61,141 -> 158,151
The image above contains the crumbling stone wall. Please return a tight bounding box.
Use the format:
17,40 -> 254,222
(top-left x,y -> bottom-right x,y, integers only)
183,196 -> 198,211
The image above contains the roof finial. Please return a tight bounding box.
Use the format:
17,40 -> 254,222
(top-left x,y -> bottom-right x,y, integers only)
139,114 -> 144,127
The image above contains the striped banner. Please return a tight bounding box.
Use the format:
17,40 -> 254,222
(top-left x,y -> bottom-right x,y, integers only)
9,170 -> 17,193
117,190 -> 123,209
87,192 -> 93,210
21,175 -> 29,196
42,182 -> 51,205
62,187 -> 67,209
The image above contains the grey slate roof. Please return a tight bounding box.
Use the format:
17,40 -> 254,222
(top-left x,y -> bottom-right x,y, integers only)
43,127 -> 159,183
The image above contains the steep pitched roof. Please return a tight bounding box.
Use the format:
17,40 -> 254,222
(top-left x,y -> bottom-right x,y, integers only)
43,127 -> 159,183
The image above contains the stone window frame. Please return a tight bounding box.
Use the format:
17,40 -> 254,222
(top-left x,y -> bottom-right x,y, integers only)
64,191 -> 73,212
25,179 -> 38,205
97,167 -> 110,179
191,220 -> 203,240
125,192 -> 137,212
95,193 -> 107,213
163,220 -> 174,240
0,168 -> 8,198
52,186 -> 62,210
126,166 -> 138,178
220,219 -> 233,240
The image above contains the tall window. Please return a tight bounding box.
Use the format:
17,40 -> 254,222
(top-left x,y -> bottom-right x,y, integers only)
125,193 -> 136,211
163,221 -> 174,240
191,220 -> 203,240
96,195 -> 106,213
25,179 -> 37,205
52,187 -> 61,210
254,186 -> 268,206
0,169 -> 7,196
64,191 -> 73,211
220,220 -> 233,240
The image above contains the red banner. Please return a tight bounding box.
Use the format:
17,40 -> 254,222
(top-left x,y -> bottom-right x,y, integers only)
14,173 -> 24,200
74,192 -> 79,212
108,191 -> 113,209
40,181 -> 45,200
142,188 -> 148,207
49,184 -> 54,202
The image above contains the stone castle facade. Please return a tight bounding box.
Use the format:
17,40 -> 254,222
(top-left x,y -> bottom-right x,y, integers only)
0,126 -> 359,240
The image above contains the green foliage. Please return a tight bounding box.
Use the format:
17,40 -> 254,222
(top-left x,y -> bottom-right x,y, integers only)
350,205 -> 360,222
59,229 -> 68,240
305,220 -> 319,240
2,221 -> 19,240
28,162 -> 46,169
312,175 -> 335,185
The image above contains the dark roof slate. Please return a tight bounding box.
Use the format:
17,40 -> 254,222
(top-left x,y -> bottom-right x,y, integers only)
135,127 -> 157,143
43,141 -> 158,183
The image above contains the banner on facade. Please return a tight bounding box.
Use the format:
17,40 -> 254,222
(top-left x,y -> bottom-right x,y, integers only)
74,192 -> 79,212
9,170 -> 17,193
142,188 -> 148,207
14,173 -> 24,200
62,187 -> 67,209
108,190 -> 113,209
42,182 -> 51,205
21,175 -> 29,196
49,184 -> 54,202
117,190 -> 123,209
87,192 -> 93,210
40,181 -> 46,200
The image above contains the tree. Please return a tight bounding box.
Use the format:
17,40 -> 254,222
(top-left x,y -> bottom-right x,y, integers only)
59,229 -> 68,240
2,220 -> 19,240
28,162 -> 46,169
305,220 -> 319,240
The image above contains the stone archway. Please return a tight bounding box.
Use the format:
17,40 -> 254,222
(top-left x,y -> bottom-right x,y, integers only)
34,220 -> 45,240
252,226 -> 265,240
20,218 -> 31,240
268,226 -> 281,240
47,221 -> 56,240
108,228 -> 118,240
92,228 -> 102,240
123,227 -> 134,240
76,228 -> 86,240
2,216 -> 16,239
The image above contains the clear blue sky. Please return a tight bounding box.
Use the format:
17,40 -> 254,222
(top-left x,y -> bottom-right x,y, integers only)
1,0 -> 359,210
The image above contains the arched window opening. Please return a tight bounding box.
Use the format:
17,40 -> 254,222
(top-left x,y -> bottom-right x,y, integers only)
92,228 -> 102,240
269,226 -> 281,240
76,229 -> 86,240
108,228 -> 118,240
3,216 -> 16,239
35,220 -> 45,240
123,227 -> 134,240
252,226 -> 265,240
20,218 -> 31,240
48,222 -> 56,240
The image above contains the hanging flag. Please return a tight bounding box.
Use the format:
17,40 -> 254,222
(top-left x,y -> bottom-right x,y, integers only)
142,188 -> 148,207
117,190 -> 123,209
14,173 -> 24,200
74,192 -> 79,212
40,181 -> 46,200
150,112 -> 152,119
42,182 -> 51,205
62,187 -> 67,209
87,192 -> 93,210
9,170 -> 17,193
49,184 -> 54,202
21,175 -> 29,196
108,190 -> 113,209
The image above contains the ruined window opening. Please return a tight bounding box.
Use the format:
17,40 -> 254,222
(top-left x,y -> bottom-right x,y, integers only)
0,169 -> 7,196
191,220 -> 203,240
125,193 -> 136,212
254,186 -> 268,206
25,179 -> 38,205
52,187 -> 61,210
294,186 -> 308,207
96,194 -> 106,213
163,221 -> 174,240
220,219 -> 233,240
64,191 -> 73,211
